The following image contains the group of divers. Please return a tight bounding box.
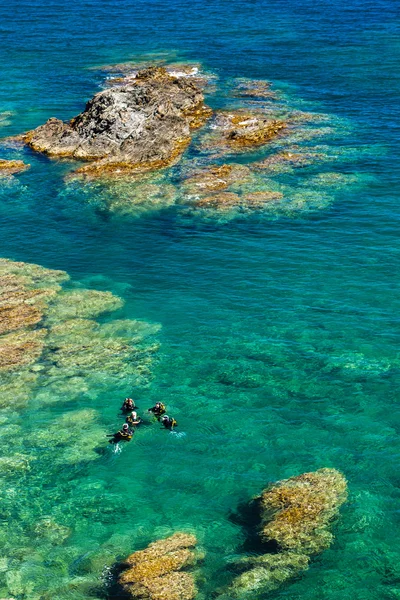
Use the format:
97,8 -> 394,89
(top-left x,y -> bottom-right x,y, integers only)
107,398 -> 178,444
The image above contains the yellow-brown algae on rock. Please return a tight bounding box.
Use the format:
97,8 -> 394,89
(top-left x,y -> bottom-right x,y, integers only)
0,329 -> 47,372
222,468 -> 347,598
0,159 -> 30,175
259,468 -> 347,554
118,533 -> 200,600
123,533 -> 197,566
0,258 -> 69,289
193,192 -> 242,210
124,571 -> 197,600
220,112 -> 286,149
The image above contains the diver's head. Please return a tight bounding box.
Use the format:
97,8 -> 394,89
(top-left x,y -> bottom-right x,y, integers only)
122,423 -> 129,430
131,411 -> 137,418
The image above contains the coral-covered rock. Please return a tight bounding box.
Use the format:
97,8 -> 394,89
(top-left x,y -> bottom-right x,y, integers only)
19,66 -> 211,177
223,469 -> 347,598
259,468 -> 347,554
227,552 -> 309,597
0,329 -> 47,371
0,159 -> 30,175
119,533 -> 200,600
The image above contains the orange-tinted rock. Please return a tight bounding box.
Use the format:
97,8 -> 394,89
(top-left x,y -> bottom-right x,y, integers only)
0,329 -> 47,371
0,159 -> 30,175
124,571 -> 196,600
119,533 -> 200,600
259,468 -> 347,554
124,533 -> 197,567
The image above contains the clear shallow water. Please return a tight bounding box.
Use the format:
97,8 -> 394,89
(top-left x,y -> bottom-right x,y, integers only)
1,0 -> 400,599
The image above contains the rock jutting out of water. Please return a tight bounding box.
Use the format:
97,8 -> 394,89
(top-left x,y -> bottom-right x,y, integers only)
222,468 -> 347,598
117,533 -> 201,600
15,66 -> 211,178
5,60 -> 371,219
0,159 -> 30,175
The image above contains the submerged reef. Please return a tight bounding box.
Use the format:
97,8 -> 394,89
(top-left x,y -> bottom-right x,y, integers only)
16,66 -> 211,177
0,258 -> 160,410
222,468 -> 347,598
117,533 -> 201,600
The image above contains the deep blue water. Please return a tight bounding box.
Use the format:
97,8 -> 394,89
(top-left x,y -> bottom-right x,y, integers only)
1,0 -> 400,598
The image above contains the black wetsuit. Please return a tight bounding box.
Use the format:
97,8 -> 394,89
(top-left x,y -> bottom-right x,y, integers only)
110,428 -> 133,443
162,417 -> 177,431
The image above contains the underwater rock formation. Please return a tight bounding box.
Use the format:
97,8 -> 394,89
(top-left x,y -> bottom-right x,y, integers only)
203,111 -> 286,153
18,66 -> 211,177
183,164 -> 251,194
231,78 -> 278,100
118,533 -> 201,600
0,159 -> 30,175
192,190 -> 283,213
258,468 -> 347,554
0,258 -> 160,409
223,468 -> 347,598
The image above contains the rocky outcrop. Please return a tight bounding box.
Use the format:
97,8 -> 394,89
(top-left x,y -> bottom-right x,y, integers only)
223,469 -> 347,598
118,533 -> 201,600
19,67 -> 211,177
0,159 -> 30,175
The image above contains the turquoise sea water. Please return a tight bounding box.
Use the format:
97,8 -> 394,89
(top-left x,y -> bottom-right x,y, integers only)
1,0 -> 400,598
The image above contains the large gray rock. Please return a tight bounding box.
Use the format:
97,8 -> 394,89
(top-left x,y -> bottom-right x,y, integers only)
21,67 -> 211,177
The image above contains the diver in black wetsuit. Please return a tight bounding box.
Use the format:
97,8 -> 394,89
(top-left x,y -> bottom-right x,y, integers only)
161,415 -> 177,431
148,402 -> 166,420
108,423 -> 133,443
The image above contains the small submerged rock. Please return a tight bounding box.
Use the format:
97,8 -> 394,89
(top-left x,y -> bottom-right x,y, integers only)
17,66 -> 211,178
231,78 -> 278,100
117,533 -> 201,600
0,159 -> 30,176
183,163 -> 251,194
202,111 -> 286,154
223,468 -> 347,598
